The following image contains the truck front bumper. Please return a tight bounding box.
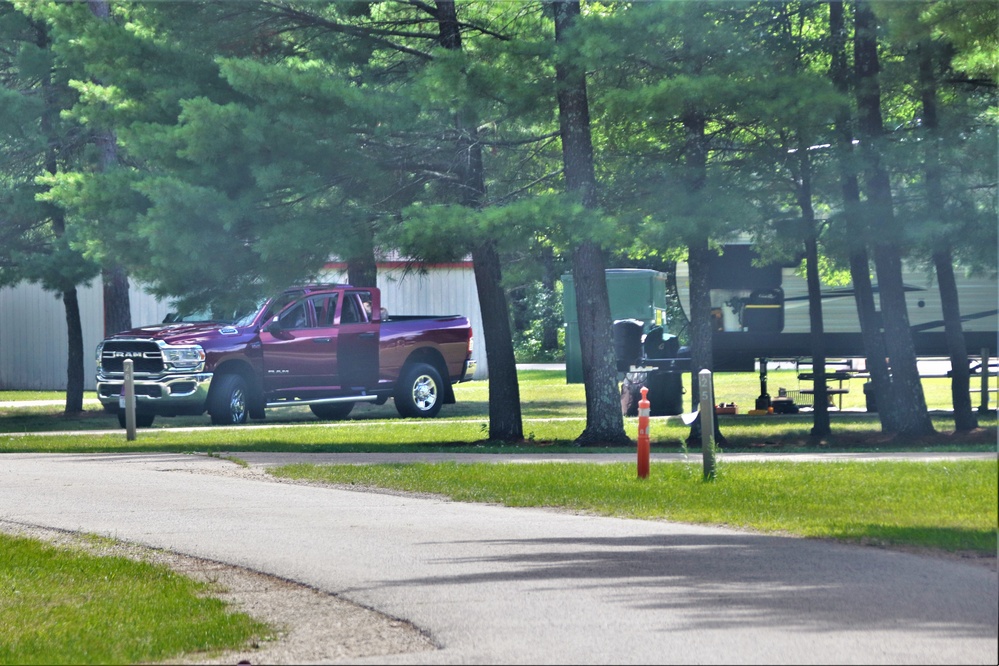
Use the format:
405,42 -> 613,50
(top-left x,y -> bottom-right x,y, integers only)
96,372 -> 213,416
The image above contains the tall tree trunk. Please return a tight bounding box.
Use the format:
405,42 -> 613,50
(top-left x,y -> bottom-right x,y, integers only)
89,0 -> 132,336
794,136 -> 830,437
102,265 -> 131,335
854,1 -> 934,436
829,0 -> 897,430
38,21 -> 85,414
346,218 -> 378,288
552,0 -> 629,446
681,108 -> 726,445
540,246 -> 560,353
435,0 -> 523,441
473,240 -> 524,440
917,41 -> 977,430
686,236 -> 713,414
62,287 -> 85,414
346,255 -> 378,290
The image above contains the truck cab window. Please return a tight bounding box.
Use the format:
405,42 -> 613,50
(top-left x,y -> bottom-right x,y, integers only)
314,294 -> 338,327
279,301 -> 309,329
341,295 -> 365,324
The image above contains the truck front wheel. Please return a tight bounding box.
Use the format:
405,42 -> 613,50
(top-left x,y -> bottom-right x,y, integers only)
395,363 -> 443,418
117,411 -> 155,428
208,374 -> 249,425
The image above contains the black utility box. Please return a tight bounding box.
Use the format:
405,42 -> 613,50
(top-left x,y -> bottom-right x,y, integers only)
741,287 -> 785,333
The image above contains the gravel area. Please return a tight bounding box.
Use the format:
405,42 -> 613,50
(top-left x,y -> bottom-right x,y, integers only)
0,519 -> 436,665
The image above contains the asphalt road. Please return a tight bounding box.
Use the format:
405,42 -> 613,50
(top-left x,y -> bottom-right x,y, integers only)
1,452 -> 996,665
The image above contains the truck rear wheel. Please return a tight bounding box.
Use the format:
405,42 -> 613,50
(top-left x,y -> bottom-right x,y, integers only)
208,374 -> 249,425
310,402 -> 354,420
395,363 -> 443,418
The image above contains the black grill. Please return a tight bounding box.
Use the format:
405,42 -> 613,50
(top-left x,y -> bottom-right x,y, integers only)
98,384 -> 162,398
100,341 -> 163,374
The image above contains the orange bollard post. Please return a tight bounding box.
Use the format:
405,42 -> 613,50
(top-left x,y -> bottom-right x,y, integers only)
637,386 -> 650,479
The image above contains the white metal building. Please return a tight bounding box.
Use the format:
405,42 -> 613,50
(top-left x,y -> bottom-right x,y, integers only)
0,260 -> 485,391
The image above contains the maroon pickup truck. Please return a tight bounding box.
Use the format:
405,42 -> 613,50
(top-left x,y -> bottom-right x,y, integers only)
95,284 -> 476,427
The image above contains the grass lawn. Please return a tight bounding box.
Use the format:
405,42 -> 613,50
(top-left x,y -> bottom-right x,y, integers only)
0,533 -> 268,665
270,458 -> 999,556
1,370 -> 996,453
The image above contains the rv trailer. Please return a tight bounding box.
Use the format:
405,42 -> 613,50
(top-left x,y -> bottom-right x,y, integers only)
673,244 -> 998,372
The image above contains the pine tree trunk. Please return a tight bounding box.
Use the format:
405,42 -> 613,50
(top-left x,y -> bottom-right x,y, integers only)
39,19 -> 86,415
553,0 -> 629,446
102,265 -> 132,335
686,238 -> 713,415
917,40 -> 977,431
792,134 -> 831,437
540,246 -> 560,353
829,0 -> 897,431
848,250 -> 897,428
933,250 -> 978,429
347,218 -> 378,287
89,1 -> 133,337
435,0 -> 523,441
679,104 -> 726,444
474,241 -> 524,441
63,287 -> 85,414
854,1 -> 934,436
803,233 -> 830,437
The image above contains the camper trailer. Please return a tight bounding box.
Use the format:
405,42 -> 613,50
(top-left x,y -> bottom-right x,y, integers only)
673,244 -> 998,372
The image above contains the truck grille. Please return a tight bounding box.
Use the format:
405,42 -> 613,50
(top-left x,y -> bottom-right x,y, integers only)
100,341 -> 163,375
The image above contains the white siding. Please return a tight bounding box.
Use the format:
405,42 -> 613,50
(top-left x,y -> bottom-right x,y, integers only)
1,265 -> 485,391
0,281 -> 173,391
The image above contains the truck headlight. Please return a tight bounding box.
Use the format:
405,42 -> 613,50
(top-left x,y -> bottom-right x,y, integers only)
161,345 -> 206,371
95,342 -> 104,365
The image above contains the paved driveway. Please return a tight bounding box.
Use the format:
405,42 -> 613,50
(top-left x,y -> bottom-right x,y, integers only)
1,452 -> 996,665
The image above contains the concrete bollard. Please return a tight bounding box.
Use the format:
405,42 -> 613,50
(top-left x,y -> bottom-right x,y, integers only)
698,368 -> 716,480
123,359 -> 136,441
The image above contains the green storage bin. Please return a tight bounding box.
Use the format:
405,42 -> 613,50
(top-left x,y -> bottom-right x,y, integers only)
563,269 -> 669,383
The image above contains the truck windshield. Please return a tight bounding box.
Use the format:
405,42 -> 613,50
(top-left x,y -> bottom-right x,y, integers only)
163,301 -> 265,327
162,290 -> 307,327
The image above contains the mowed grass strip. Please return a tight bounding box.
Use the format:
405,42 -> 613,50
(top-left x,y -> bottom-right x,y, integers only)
2,411 -> 994,454
0,534 -> 268,665
271,459 -> 998,555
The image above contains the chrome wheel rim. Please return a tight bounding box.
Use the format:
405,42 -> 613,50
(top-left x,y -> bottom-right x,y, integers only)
229,388 -> 247,423
412,374 -> 437,412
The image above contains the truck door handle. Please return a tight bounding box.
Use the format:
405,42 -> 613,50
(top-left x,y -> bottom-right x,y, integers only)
313,337 -> 332,343
358,332 -> 376,339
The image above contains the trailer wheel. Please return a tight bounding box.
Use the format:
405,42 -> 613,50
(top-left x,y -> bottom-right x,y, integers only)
208,374 -> 249,425
310,402 -> 354,420
395,363 -> 443,418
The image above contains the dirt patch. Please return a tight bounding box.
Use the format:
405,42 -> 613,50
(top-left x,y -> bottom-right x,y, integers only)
0,520 -> 436,665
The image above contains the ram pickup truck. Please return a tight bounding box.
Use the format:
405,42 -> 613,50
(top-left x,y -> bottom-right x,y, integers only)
95,284 -> 476,427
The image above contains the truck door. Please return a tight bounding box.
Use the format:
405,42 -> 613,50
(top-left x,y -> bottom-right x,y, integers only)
260,295 -> 336,396
337,290 -> 380,391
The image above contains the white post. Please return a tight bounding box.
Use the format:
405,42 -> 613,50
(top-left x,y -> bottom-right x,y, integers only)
123,359 -> 136,441
698,368 -> 716,480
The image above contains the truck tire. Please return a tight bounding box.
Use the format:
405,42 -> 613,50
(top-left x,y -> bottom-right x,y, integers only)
395,363 -> 443,418
310,402 -> 354,420
208,374 -> 249,425
117,411 -> 155,428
